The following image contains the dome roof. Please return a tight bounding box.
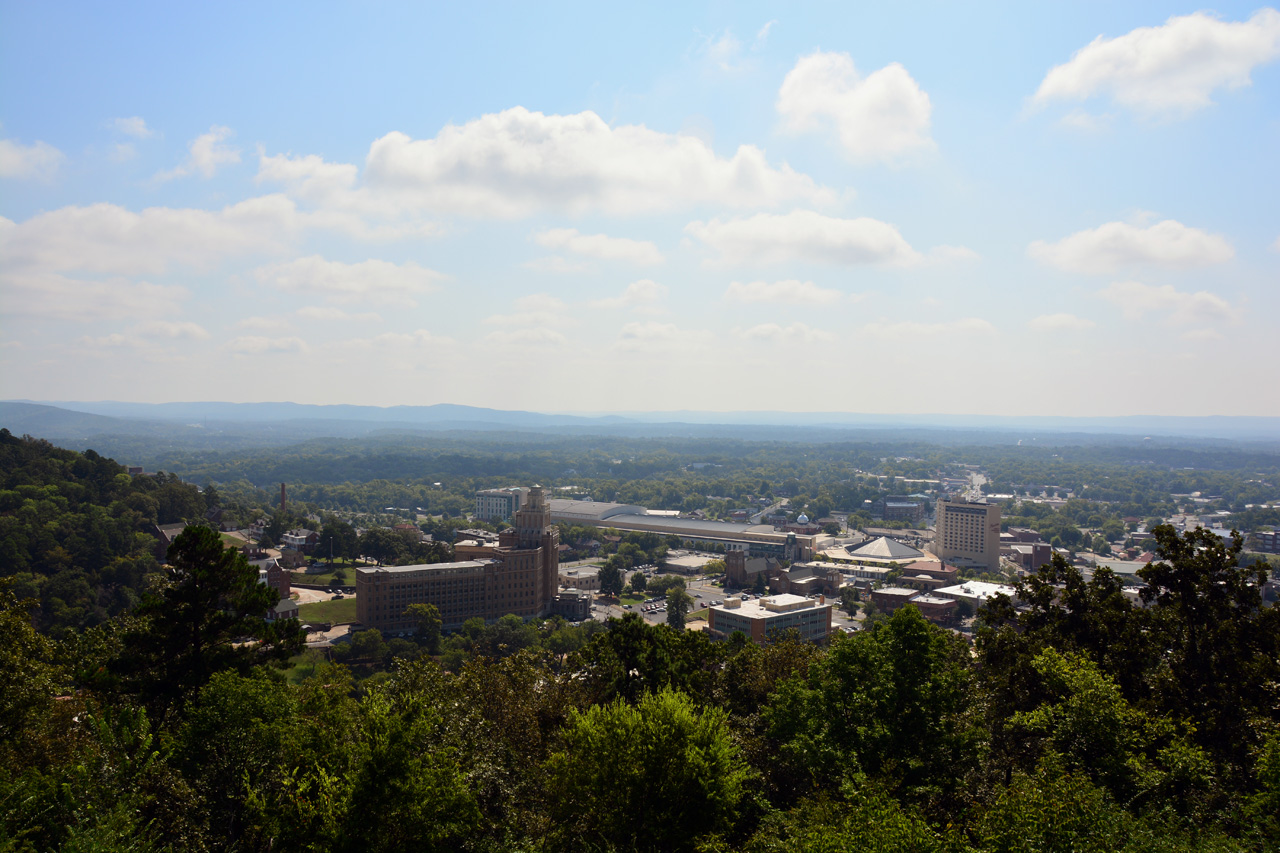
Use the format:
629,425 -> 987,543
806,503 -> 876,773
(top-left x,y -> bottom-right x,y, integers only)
797,513 -> 810,524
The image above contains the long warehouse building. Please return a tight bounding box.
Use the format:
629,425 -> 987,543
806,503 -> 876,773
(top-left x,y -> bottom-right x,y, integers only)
548,498 -> 813,560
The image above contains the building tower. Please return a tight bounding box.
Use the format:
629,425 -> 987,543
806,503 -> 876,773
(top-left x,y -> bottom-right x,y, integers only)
932,497 -> 1001,571
498,484 -> 560,615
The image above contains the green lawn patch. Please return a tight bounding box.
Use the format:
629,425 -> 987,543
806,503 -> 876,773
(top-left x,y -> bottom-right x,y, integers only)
284,648 -> 328,685
299,597 -> 358,624
687,608 -> 708,621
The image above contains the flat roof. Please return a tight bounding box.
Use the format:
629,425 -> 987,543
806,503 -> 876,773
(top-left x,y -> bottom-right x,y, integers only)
710,594 -> 830,620
935,581 -> 1017,600
548,499 -> 646,521
357,560 -> 492,576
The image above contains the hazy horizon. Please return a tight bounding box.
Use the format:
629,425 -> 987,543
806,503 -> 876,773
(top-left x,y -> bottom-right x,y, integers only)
2,3 -> 1278,416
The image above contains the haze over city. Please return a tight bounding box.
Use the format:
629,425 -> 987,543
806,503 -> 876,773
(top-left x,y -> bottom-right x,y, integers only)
2,3 -> 1278,418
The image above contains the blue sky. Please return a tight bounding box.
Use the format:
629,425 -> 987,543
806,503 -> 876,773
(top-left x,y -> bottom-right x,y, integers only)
2,2 -> 1277,416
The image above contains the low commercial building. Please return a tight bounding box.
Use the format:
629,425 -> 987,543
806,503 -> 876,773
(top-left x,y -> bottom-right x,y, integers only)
934,581 -> 1018,610
551,588 -> 592,621
558,567 -> 600,591
907,593 -> 958,624
706,594 -> 832,644
870,587 -> 920,613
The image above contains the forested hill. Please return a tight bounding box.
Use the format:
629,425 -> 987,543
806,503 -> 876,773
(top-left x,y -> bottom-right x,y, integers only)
0,429 -> 210,636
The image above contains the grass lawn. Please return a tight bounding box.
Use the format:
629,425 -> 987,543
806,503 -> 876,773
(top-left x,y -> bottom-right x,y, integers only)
220,532 -> 246,547
298,597 -> 358,624
687,608 -> 708,621
284,648 -> 328,685
620,593 -> 647,606
291,569 -> 352,588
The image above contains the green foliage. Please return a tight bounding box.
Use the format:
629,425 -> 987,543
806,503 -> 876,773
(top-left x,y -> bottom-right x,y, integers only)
766,606 -> 977,809
544,688 -> 754,852
666,586 -> 693,629
110,526 -> 305,716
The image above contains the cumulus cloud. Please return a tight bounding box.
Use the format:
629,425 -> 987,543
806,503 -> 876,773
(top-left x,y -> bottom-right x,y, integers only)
857,318 -> 996,339
687,209 -> 921,266
1097,280 -> 1238,327
614,321 -> 699,352
337,329 -> 452,350
254,256 -> 443,306
723,279 -> 843,305
534,228 -> 663,265
1029,219 -> 1234,273
3,271 -> 188,322
484,293 -> 571,329
777,50 -> 933,162
349,107 -> 830,217
0,138 -> 64,180
256,151 -> 359,203
742,322 -> 834,344
225,335 -> 308,354
593,279 -> 669,313
522,255 -> 593,274
236,316 -> 279,331
1034,9 -> 1280,115
1028,313 -> 1095,331
156,125 -> 241,181
111,117 -> 153,139
296,305 -> 382,322
484,327 -> 569,347
137,320 -> 211,340
0,197 -> 298,278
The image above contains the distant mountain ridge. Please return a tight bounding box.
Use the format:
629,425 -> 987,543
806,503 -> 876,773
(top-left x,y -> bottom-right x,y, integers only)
4,399 -> 1279,443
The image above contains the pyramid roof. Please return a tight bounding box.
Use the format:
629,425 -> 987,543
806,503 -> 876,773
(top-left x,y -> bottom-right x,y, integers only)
847,536 -> 923,561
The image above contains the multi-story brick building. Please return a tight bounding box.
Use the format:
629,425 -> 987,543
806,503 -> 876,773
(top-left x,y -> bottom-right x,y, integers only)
358,486 -> 560,632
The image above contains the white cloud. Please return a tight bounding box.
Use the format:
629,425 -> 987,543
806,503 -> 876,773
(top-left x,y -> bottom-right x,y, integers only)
926,245 -> 981,264
225,335 -> 308,354
1029,219 -> 1234,273
111,117 -> 153,139
723,279 -> 843,305
1097,280 -> 1238,326
742,322 -> 834,344
296,305 -> 382,322
484,293 -> 571,329
484,327 -> 569,347
236,316 -> 279,331
353,107 -> 830,217
705,30 -> 744,71
3,271 -> 188,321
137,320 -> 211,340
687,209 -> 921,266
522,255 -> 593,274
0,138 -> 64,180
254,256 -> 443,306
0,197 -> 297,278
337,329 -> 452,350
593,279 -> 669,313
616,321 -> 692,350
534,228 -> 663,265
256,151 -> 359,203
1028,313 -> 1096,331
756,20 -> 778,44
777,50 -> 933,162
1034,9 -> 1280,115
857,318 -> 996,339
156,125 -> 241,181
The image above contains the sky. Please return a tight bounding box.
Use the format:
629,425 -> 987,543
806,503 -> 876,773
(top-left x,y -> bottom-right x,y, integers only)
1,2 -> 1278,418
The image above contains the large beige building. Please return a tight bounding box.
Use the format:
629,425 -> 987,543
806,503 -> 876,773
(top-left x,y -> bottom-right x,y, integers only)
932,497 -> 1001,571
357,486 -> 560,632
706,593 -> 832,644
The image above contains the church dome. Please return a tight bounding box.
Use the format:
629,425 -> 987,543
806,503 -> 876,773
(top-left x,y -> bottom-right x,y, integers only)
797,513 -> 810,524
